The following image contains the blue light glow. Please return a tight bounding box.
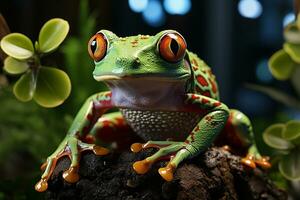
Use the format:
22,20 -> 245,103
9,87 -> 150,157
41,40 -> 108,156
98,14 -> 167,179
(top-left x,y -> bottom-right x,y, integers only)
142,0 -> 165,27
238,0 -> 262,19
128,0 -> 148,13
163,0 -> 191,15
283,12 -> 295,27
256,59 -> 273,83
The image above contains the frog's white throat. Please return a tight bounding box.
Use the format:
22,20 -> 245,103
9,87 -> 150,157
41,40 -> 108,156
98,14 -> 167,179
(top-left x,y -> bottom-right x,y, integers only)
105,78 -> 187,110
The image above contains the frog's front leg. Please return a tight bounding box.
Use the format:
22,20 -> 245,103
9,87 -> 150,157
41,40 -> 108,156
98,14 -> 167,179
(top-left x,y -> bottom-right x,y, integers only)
131,93 -> 229,181
35,91 -> 113,192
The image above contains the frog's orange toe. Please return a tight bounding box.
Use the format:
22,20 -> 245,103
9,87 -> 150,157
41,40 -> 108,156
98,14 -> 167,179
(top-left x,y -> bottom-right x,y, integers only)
131,143 -> 143,153
158,164 -> 175,182
63,166 -> 80,183
222,145 -> 232,152
35,178 -> 48,192
93,145 -> 110,156
255,157 -> 271,169
241,156 -> 256,169
40,162 -> 47,171
133,159 -> 152,174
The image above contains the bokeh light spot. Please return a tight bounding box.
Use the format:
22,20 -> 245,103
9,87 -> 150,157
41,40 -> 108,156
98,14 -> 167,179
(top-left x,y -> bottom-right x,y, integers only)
256,59 -> 273,83
142,0 -> 165,27
283,12 -> 295,27
128,0 -> 148,13
238,0 -> 262,19
163,0 -> 191,15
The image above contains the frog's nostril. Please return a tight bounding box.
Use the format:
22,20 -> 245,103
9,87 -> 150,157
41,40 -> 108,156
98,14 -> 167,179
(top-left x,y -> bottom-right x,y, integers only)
116,57 -> 140,67
134,58 -> 141,64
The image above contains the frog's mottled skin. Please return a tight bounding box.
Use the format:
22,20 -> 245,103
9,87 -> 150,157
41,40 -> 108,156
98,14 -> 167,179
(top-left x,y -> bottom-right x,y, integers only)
35,30 -> 270,192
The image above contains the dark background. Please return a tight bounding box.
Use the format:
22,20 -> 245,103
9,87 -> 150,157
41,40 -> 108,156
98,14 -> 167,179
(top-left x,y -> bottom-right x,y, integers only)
0,0 -> 297,199
0,0 -> 294,115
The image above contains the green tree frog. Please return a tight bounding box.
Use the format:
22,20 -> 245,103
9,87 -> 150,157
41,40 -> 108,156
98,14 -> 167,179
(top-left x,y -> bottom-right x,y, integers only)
35,30 -> 271,192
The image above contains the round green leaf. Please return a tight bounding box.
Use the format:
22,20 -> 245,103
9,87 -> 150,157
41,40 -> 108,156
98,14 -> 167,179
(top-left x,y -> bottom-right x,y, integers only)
263,124 -> 295,150
282,120 -> 300,145
0,33 -> 34,59
284,23 -> 300,44
279,150 -> 300,180
283,120 -> 300,144
33,66 -> 71,107
13,71 -> 35,102
268,49 -> 296,80
284,43 -> 300,63
38,18 -> 69,53
4,56 -> 29,74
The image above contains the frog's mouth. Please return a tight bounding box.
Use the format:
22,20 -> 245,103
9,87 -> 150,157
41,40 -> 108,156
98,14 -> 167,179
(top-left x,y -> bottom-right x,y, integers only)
93,73 -> 190,82
94,74 -> 190,109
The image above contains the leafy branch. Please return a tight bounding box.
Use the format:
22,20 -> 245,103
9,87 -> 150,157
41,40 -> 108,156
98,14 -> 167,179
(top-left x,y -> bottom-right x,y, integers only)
252,11 -> 300,182
0,18 -> 71,107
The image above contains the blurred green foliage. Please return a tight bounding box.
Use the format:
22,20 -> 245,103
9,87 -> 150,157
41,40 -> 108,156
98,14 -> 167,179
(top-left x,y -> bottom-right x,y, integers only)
248,12 -> 300,195
61,0 -> 106,111
261,15 -> 300,183
0,87 -> 69,199
0,0 -> 104,198
263,121 -> 300,180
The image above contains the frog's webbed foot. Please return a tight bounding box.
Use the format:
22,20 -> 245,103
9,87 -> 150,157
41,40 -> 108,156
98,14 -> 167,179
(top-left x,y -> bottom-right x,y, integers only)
241,155 -> 271,169
241,145 -> 271,170
35,137 -> 109,192
131,141 -> 190,181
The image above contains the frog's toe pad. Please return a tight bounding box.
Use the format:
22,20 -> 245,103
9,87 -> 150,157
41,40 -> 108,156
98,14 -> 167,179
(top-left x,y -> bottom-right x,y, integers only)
158,164 -> 175,182
255,157 -> 271,169
133,159 -> 152,174
131,143 -> 143,153
63,166 -> 80,183
35,178 -> 48,192
93,146 -> 110,156
241,155 -> 256,169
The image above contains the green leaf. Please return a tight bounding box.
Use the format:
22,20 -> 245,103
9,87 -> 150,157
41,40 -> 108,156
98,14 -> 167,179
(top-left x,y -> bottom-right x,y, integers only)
263,124 -> 295,150
33,66 -> 71,107
284,43 -> 300,63
279,149 -> 300,180
3,56 -> 29,74
38,18 -> 69,53
284,23 -> 300,44
0,33 -> 34,59
13,71 -> 35,102
283,121 -> 300,143
268,49 -> 296,80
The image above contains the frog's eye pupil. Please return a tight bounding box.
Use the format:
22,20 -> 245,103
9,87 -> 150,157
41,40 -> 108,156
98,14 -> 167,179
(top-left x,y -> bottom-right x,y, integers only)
91,40 -> 97,53
170,39 -> 179,56
88,33 -> 107,62
159,32 -> 187,63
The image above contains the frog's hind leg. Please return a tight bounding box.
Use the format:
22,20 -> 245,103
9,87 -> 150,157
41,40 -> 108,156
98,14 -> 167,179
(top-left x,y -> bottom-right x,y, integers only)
89,112 -> 139,151
219,109 -> 271,169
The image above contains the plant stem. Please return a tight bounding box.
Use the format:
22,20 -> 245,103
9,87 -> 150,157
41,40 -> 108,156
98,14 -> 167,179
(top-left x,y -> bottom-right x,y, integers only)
294,0 -> 300,16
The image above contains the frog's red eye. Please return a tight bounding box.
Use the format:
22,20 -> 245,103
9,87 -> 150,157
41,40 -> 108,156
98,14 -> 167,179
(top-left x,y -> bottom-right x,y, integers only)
88,33 -> 107,62
158,32 -> 187,63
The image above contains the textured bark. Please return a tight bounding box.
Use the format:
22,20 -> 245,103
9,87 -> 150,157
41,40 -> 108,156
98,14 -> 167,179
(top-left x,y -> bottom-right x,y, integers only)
44,147 -> 287,200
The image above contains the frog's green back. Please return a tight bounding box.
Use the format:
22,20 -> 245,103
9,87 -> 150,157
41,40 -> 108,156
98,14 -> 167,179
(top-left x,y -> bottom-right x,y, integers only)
187,51 -> 220,100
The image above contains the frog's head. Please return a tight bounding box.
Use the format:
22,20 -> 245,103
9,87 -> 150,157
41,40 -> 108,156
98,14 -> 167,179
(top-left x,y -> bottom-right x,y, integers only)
87,30 -> 192,107
88,30 -> 191,81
